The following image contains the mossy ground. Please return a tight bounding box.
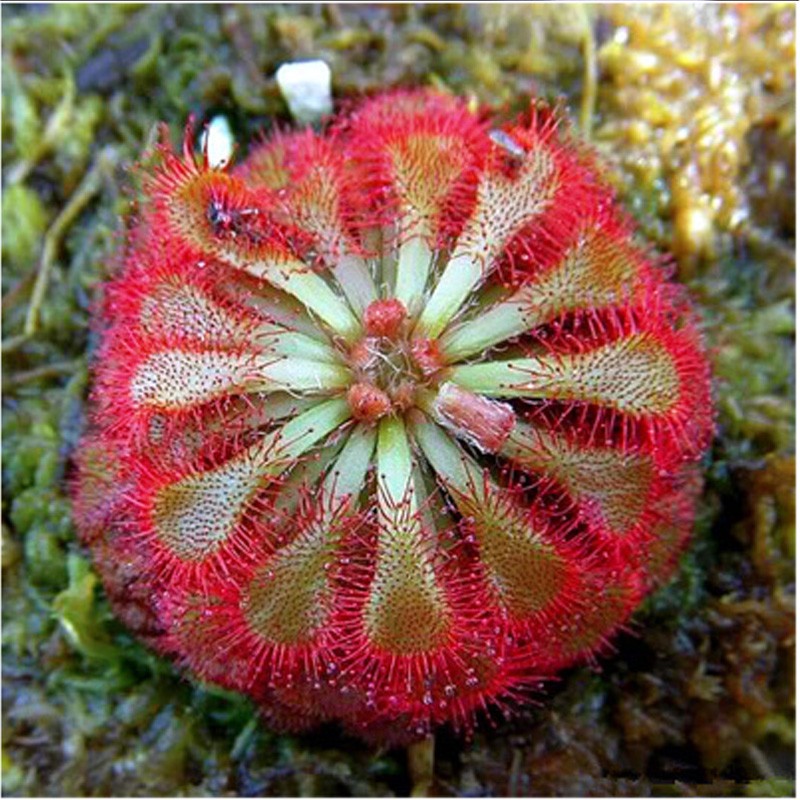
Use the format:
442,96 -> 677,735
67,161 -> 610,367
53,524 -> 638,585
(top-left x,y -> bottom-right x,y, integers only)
2,4 -> 794,796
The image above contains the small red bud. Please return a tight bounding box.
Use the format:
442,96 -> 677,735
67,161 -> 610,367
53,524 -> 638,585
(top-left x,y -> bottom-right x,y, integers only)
364,298 -> 407,338
347,382 -> 392,422
410,337 -> 443,377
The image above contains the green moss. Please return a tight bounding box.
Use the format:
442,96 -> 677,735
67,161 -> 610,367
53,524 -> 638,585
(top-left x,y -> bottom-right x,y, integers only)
2,60 -> 42,161
1,184 -> 49,273
52,555 -> 120,662
1,4 -> 794,797
745,779 -> 795,798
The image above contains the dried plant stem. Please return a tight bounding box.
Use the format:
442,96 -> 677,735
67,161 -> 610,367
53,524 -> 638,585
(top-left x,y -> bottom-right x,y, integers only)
507,747 -> 524,797
579,6 -> 597,138
1,273 -> 35,314
744,743 -> 776,780
4,358 -> 83,389
408,735 -> 435,797
1,333 -> 30,355
2,147 -> 117,355
25,148 -> 116,337
6,75 -> 76,187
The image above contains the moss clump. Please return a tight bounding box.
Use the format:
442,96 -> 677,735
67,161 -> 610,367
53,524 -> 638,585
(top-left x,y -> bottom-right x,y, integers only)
2,4 -> 794,797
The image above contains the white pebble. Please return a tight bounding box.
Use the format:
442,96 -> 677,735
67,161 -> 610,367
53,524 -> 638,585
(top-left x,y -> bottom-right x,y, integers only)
275,59 -> 333,124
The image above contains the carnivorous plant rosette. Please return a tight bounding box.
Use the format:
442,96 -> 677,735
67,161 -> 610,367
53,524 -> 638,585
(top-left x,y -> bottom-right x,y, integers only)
73,90 -> 714,744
